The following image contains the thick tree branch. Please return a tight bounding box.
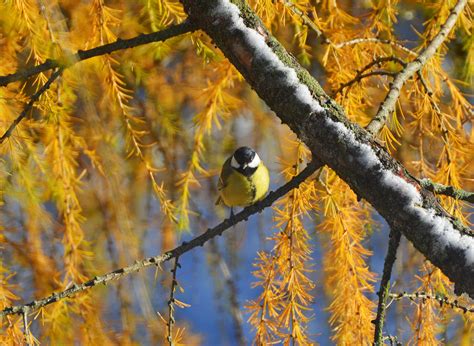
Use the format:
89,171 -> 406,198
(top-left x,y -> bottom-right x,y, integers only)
0,68 -> 63,144
180,0 -> 474,297
0,160 -> 320,318
373,228 -> 402,345
366,0 -> 468,134
0,21 -> 196,88
2,0 -> 471,323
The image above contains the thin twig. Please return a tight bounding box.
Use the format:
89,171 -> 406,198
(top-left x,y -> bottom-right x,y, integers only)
389,291 -> 474,314
281,0 -> 327,42
360,56 -> 407,71
335,70 -> 397,96
167,257 -> 180,346
0,159 -> 321,318
0,20 -> 197,88
333,37 -> 417,57
366,0 -> 468,134
420,179 -> 474,204
416,70 -> 443,114
416,71 -> 434,97
0,68 -> 63,144
373,228 -> 402,345
22,308 -> 31,346
333,56 -> 406,96
209,240 -> 246,346
415,70 -> 460,172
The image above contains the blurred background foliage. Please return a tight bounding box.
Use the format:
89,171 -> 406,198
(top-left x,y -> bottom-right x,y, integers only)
0,0 -> 472,344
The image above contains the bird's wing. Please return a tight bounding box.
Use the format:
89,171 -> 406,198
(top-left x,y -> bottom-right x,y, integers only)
215,157 -> 232,205
217,157 -> 233,191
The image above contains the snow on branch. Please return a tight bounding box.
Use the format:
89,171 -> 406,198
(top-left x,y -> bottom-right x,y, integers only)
180,0 -> 474,297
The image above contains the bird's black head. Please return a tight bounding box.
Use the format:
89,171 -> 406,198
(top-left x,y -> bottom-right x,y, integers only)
233,146 -> 255,165
231,146 -> 260,176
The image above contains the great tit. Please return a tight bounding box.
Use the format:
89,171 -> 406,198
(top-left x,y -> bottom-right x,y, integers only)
216,146 -> 270,208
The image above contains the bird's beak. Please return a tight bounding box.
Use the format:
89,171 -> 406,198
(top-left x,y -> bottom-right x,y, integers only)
242,163 -> 248,169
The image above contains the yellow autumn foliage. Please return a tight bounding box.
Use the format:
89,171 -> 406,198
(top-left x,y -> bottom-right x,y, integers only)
0,0 -> 472,345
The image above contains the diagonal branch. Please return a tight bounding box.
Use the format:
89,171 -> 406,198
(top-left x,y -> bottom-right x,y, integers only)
0,21 -> 196,147
179,0 -> 474,298
366,0 -> 468,134
0,160 -> 321,318
0,21 -> 196,88
0,68 -> 63,144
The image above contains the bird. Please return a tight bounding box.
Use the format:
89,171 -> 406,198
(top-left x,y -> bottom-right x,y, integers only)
216,146 -> 270,214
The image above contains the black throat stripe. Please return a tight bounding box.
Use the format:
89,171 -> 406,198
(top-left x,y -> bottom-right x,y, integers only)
236,165 -> 257,177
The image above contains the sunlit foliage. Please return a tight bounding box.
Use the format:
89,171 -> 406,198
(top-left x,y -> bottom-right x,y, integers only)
0,0 -> 472,344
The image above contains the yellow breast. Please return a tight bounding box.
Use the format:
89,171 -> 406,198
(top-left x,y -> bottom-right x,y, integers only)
220,164 -> 270,207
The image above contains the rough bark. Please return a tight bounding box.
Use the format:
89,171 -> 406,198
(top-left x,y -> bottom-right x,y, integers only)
180,0 -> 474,297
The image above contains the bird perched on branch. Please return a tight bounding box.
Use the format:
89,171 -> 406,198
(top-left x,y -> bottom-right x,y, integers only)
216,146 -> 270,213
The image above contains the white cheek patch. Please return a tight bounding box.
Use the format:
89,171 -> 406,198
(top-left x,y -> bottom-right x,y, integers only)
231,156 -> 240,169
248,153 -> 260,168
